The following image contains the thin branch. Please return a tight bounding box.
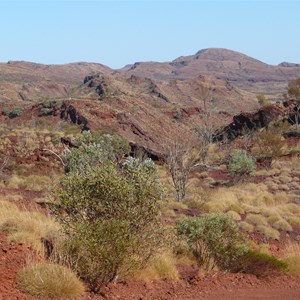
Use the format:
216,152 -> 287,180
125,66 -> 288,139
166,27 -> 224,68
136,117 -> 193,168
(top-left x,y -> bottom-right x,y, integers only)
42,149 -> 65,166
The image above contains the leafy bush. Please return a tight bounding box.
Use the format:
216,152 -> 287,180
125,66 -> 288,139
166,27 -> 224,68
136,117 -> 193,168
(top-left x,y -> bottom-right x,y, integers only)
231,250 -> 287,277
227,149 -> 256,179
177,213 -> 248,272
53,158 -> 164,292
3,107 -> 24,119
17,263 -> 84,299
64,131 -> 130,173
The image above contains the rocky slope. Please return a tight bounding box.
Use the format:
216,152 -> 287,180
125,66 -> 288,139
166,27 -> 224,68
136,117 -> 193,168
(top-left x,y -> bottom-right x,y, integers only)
120,48 -> 300,95
0,61 -> 111,101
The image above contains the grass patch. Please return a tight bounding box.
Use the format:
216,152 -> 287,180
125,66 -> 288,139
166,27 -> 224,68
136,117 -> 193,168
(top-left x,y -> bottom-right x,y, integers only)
256,225 -> 280,240
226,210 -> 241,221
285,242 -> 300,275
272,219 -> 293,232
233,250 -> 287,277
0,201 -> 60,253
17,263 -> 84,299
134,253 -> 179,281
245,214 -> 267,226
239,221 -> 254,233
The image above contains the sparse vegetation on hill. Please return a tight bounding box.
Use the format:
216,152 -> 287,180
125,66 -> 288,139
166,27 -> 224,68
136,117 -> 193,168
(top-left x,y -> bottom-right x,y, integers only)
0,52 -> 300,299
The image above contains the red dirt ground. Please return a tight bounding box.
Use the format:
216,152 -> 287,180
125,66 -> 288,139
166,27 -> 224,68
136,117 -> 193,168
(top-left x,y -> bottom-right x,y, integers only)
1,228 -> 299,300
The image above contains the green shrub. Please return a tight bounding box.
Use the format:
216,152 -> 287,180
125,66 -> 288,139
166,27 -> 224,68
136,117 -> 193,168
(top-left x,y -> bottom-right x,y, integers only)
232,250 -> 287,277
17,263 -> 84,299
3,107 -> 24,119
53,158 -> 164,292
177,213 -> 247,272
227,149 -> 256,180
64,131 -> 130,173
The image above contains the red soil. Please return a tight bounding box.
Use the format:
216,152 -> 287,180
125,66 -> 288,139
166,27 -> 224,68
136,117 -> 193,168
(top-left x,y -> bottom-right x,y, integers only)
1,223 -> 300,300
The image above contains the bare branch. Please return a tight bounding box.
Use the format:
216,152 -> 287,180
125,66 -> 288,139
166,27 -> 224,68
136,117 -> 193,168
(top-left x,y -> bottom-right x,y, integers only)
42,149 -> 65,167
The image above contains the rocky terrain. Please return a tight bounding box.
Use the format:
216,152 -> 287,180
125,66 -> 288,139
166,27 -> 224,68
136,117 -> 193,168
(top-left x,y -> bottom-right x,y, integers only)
121,48 -> 300,95
0,48 -> 300,299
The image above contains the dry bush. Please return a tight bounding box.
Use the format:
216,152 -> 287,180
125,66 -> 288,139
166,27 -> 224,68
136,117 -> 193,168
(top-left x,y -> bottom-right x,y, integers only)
256,225 -> 280,240
23,175 -> 52,192
239,221 -> 254,233
0,201 -> 60,253
203,189 -> 239,213
267,215 -> 282,226
278,174 -> 293,184
273,192 -> 290,204
226,210 -> 241,221
245,214 -> 268,226
1,194 -> 24,202
287,216 -> 300,226
17,263 -> 84,299
284,242 -> 300,275
134,253 -> 179,281
6,174 -> 24,189
252,192 -> 274,206
264,180 -> 278,190
272,219 -> 293,232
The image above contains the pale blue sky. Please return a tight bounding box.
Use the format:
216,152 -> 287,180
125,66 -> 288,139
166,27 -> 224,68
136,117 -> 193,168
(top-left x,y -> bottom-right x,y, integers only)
1,1 -> 299,68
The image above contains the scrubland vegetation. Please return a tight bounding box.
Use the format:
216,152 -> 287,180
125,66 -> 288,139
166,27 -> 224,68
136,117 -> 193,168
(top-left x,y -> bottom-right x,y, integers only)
0,86 -> 299,298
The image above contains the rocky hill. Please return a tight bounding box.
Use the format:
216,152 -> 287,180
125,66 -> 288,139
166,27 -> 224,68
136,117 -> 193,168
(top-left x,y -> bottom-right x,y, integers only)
1,48 -> 300,153
0,61 -> 111,101
120,48 -> 300,95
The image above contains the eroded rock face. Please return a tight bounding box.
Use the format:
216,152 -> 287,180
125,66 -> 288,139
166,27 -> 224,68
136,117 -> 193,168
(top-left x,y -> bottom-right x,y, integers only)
213,100 -> 299,141
60,103 -> 89,131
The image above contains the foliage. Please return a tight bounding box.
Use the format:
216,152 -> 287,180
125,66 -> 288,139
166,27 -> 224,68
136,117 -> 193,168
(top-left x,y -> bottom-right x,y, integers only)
256,94 -> 271,107
227,149 -> 256,179
177,213 -> 248,272
17,263 -> 84,299
53,158 -> 165,291
287,77 -> 300,99
287,77 -> 300,128
64,131 -> 130,173
2,107 -> 24,119
252,122 -> 286,167
231,250 -> 287,277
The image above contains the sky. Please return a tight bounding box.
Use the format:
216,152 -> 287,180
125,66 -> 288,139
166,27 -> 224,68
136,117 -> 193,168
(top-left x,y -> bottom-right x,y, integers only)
0,0 -> 300,69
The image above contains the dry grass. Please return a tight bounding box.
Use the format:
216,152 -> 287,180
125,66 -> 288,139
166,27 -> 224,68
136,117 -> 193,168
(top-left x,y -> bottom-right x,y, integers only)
0,201 -> 60,253
284,242 -> 300,275
245,214 -> 268,226
272,219 -> 293,232
256,225 -> 280,240
17,263 -> 85,299
134,252 -> 179,281
226,210 -> 241,221
239,221 -> 254,233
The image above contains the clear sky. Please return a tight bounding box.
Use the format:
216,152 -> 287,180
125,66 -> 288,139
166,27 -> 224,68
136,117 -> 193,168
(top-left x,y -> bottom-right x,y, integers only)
1,0 -> 300,68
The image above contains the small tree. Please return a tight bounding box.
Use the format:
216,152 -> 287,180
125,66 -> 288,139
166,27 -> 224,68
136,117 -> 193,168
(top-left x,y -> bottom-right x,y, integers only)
53,157 -> 165,292
195,84 -> 218,163
251,122 -> 286,168
287,77 -> 300,129
227,149 -> 256,181
177,214 -> 247,272
164,135 -> 201,202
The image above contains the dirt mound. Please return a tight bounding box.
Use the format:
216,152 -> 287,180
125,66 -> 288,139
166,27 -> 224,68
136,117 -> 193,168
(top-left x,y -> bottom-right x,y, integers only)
0,233 -> 35,299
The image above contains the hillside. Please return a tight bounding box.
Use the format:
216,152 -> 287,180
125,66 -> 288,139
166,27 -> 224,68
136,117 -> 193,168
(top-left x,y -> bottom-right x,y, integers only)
120,48 -> 300,95
0,72 -> 259,155
0,61 -> 111,101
